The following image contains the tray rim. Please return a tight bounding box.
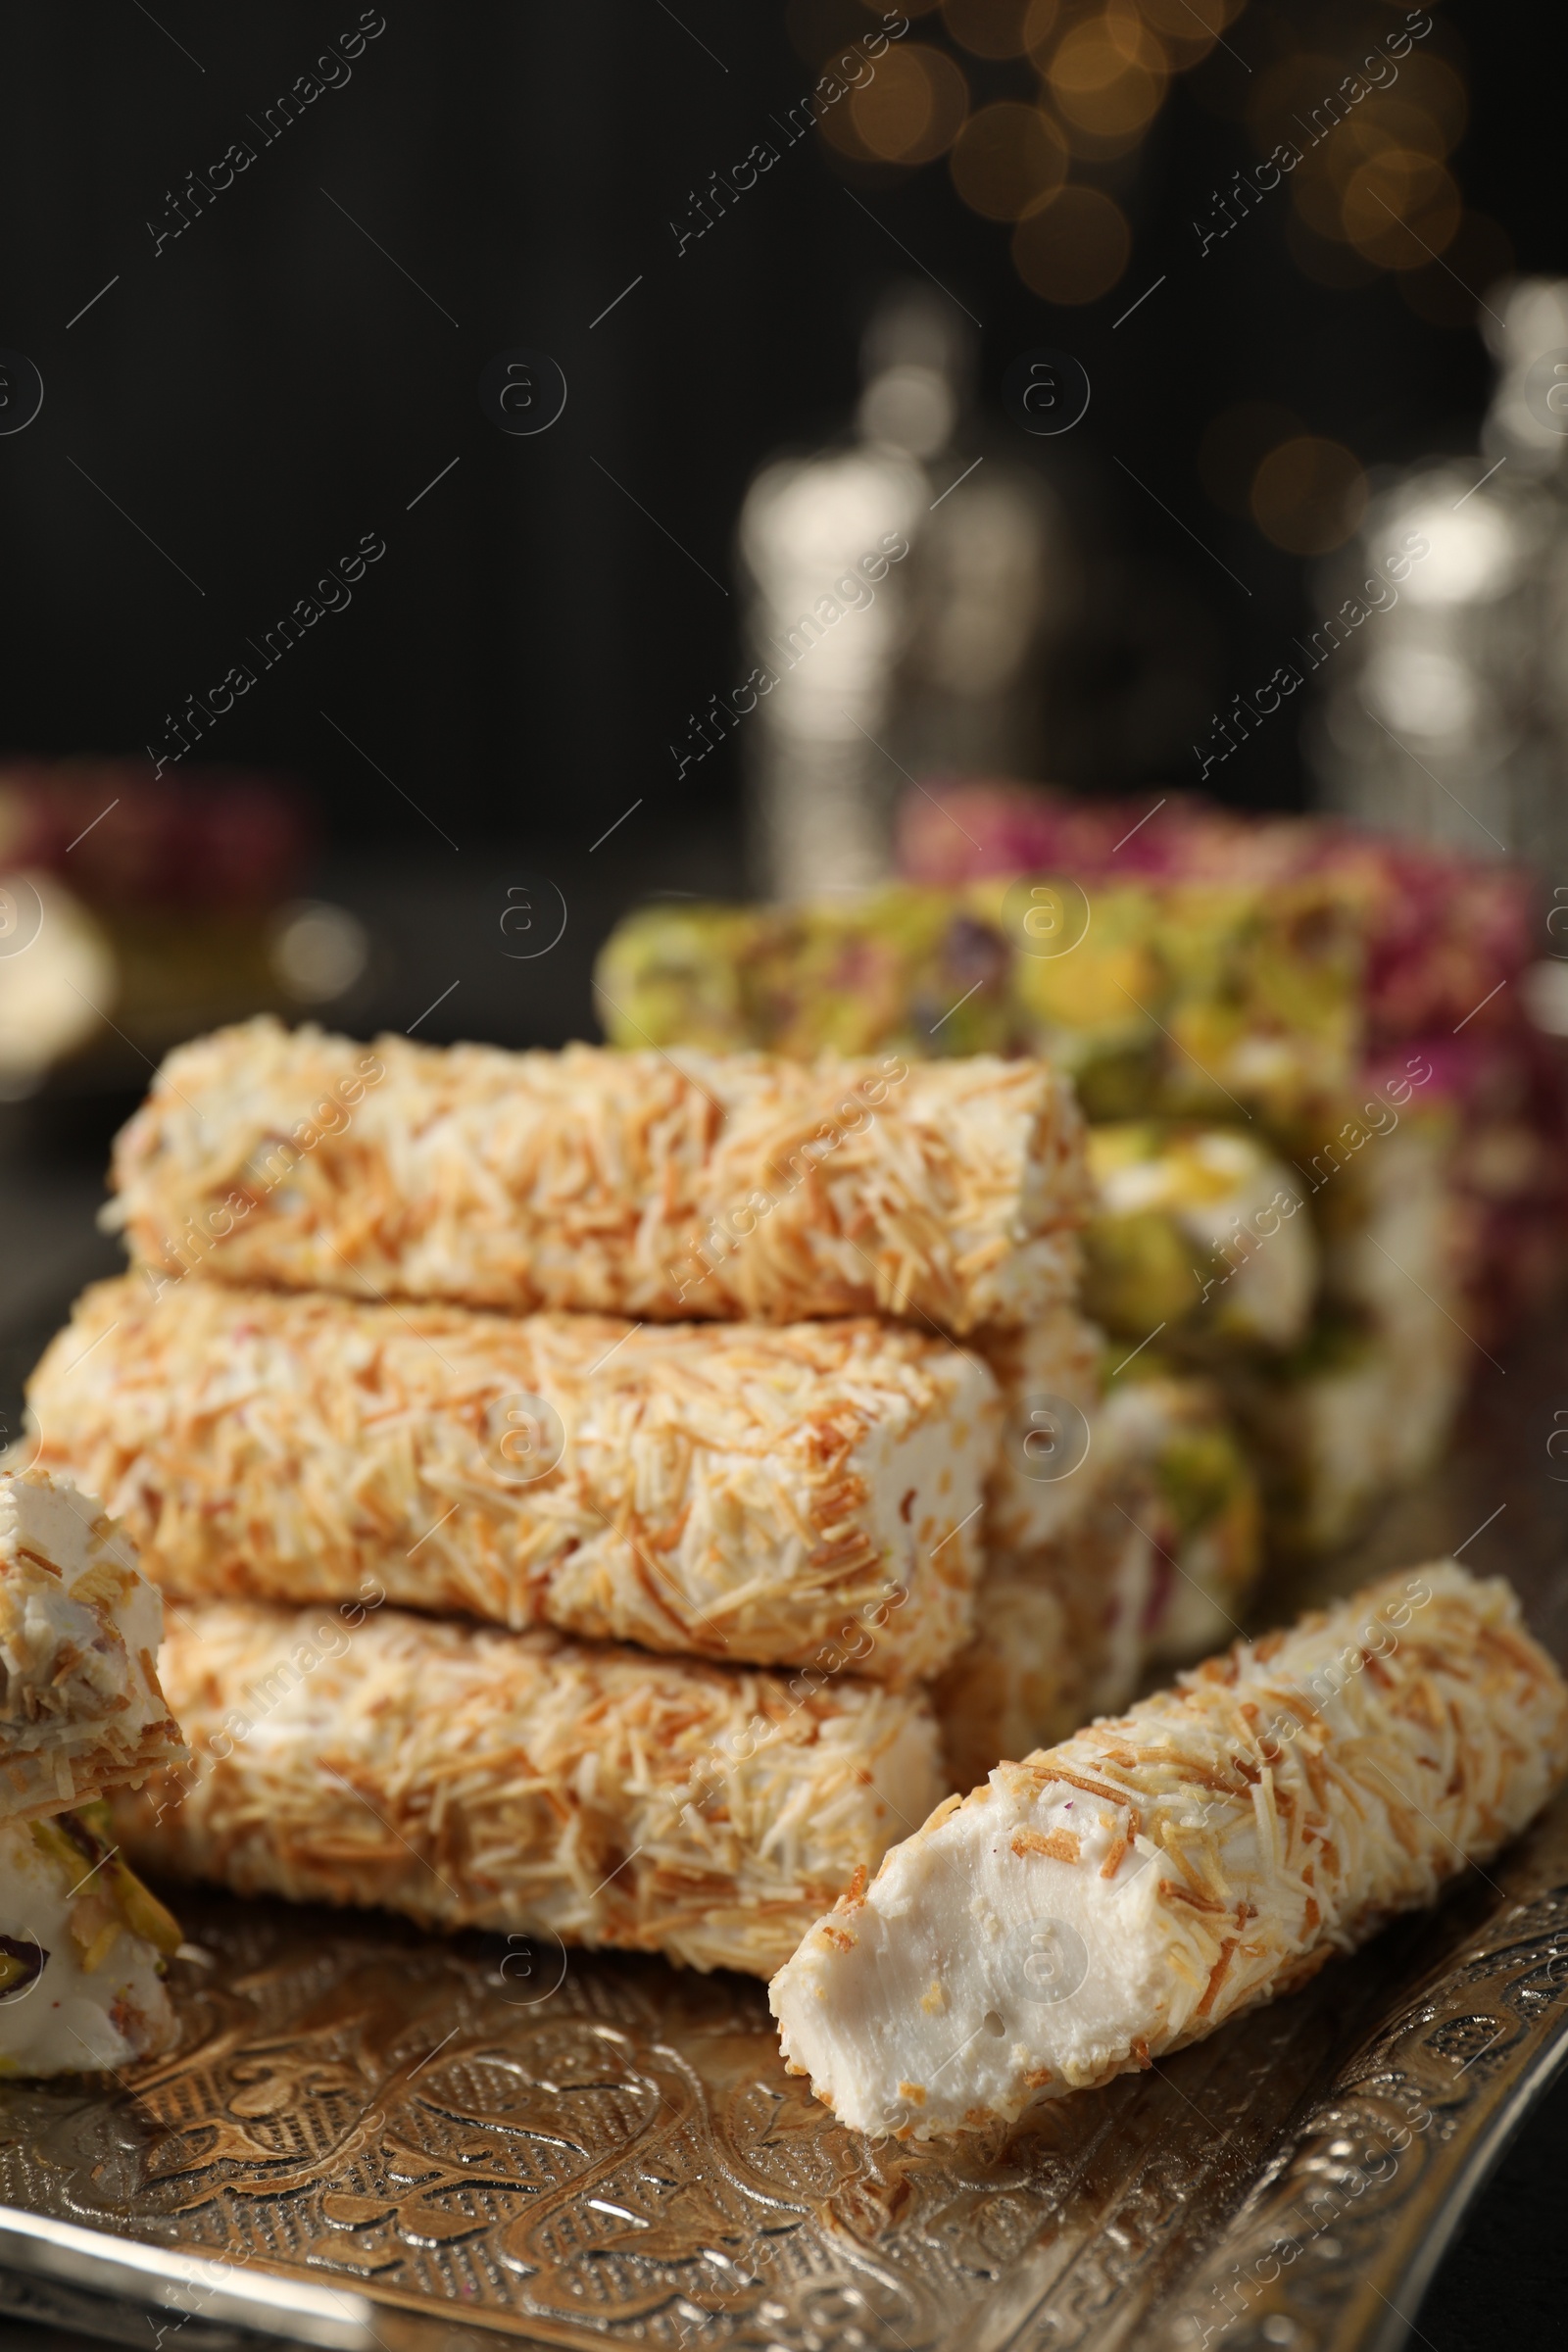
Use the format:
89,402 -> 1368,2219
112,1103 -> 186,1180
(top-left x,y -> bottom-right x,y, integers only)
3,1823 -> 1568,2352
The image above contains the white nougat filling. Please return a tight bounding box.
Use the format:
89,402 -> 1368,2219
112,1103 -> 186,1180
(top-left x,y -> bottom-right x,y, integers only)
0,1816 -> 176,2076
771,1778 -> 1188,2137
771,1563 -> 1568,2138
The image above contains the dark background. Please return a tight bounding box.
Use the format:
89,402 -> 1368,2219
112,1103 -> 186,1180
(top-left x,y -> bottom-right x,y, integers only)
1,10 -> 1566,2345
0,0 -> 1559,875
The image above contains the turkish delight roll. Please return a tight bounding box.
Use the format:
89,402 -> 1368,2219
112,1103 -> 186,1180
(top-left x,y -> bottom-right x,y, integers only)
932,1471 -> 1155,1792
976,1308 -> 1104,1555
0,1469 -> 184,1823
113,1598 -> 946,1979
106,1017 -> 1089,1335
27,1277 -> 998,1684
770,1563 -> 1568,2136
0,1803 -> 181,2075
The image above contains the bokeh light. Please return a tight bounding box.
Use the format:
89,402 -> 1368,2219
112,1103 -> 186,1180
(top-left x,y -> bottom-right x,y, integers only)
942,0 -> 1032,60
1341,151 -> 1461,270
1045,17 -> 1167,139
1021,0 -> 1063,68
808,0 -> 1476,312
950,101 -> 1068,220
1136,0 -> 1242,68
1332,98 -> 1456,178
848,42 -> 970,165
1250,435 -> 1368,555
1011,184 -> 1131,303
1393,53 -> 1469,152
1199,402 -> 1306,518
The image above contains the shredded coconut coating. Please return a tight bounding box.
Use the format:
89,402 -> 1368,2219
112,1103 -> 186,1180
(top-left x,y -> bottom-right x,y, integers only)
106,1018 -> 1089,1335
0,1469 -> 184,1824
933,1569 -> 1074,1799
771,1562 -> 1568,2136
113,1598 -> 945,1979
933,1318 -> 1154,1789
976,1311 -> 1105,1555
28,1278 -> 998,1684
932,1474 -> 1153,1792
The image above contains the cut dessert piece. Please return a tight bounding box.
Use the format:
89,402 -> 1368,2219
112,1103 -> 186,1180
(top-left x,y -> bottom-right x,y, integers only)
0,1469 -> 184,1822
0,1802 -> 180,2075
107,1018 -> 1090,1335
770,1563 -> 1568,2137
114,1598 -> 946,1979
28,1278 -> 999,1683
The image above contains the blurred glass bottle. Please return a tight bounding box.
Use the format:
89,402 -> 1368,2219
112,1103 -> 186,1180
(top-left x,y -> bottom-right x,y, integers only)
1310,277 -> 1568,879
737,284 -> 1075,900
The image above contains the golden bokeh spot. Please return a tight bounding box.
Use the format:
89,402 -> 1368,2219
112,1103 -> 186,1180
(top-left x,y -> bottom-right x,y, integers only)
1329,96 -> 1454,182
1011,184 -> 1132,304
1248,50 -> 1467,176
1393,54 -> 1468,151
1199,402 -> 1305,519
1250,436 -> 1367,557
942,0 -> 1033,60
1041,94 -> 1154,163
1137,0 -> 1243,67
818,74 -> 881,161
1047,18 -> 1167,139
1341,150 -> 1460,270
1289,146 -> 1356,243
1022,0 -> 1063,69
849,42 -> 970,164
1103,0 -> 1163,67
951,101 -> 1068,220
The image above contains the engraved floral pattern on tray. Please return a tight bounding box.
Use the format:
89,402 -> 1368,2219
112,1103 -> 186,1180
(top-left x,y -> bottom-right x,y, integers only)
3,1323 -> 1568,2352
3,1782 -> 1568,2352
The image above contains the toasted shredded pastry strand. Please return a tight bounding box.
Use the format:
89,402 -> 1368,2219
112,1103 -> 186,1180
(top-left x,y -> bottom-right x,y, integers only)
114,1597 -> 945,1978
935,1463 -> 1155,1791
976,1311 -> 1105,1556
28,1278 -> 998,1684
105,1018 -> 1089,1334
770,1562 -> 1568,2135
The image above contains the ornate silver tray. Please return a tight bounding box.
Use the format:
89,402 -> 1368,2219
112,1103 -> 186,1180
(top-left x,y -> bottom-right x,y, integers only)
1,1322 -> 1565,2352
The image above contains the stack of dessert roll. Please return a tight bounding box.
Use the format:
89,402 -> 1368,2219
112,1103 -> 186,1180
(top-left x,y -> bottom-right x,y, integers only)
25,1017 -> 1150,1979
0,1466 -> 186,2073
